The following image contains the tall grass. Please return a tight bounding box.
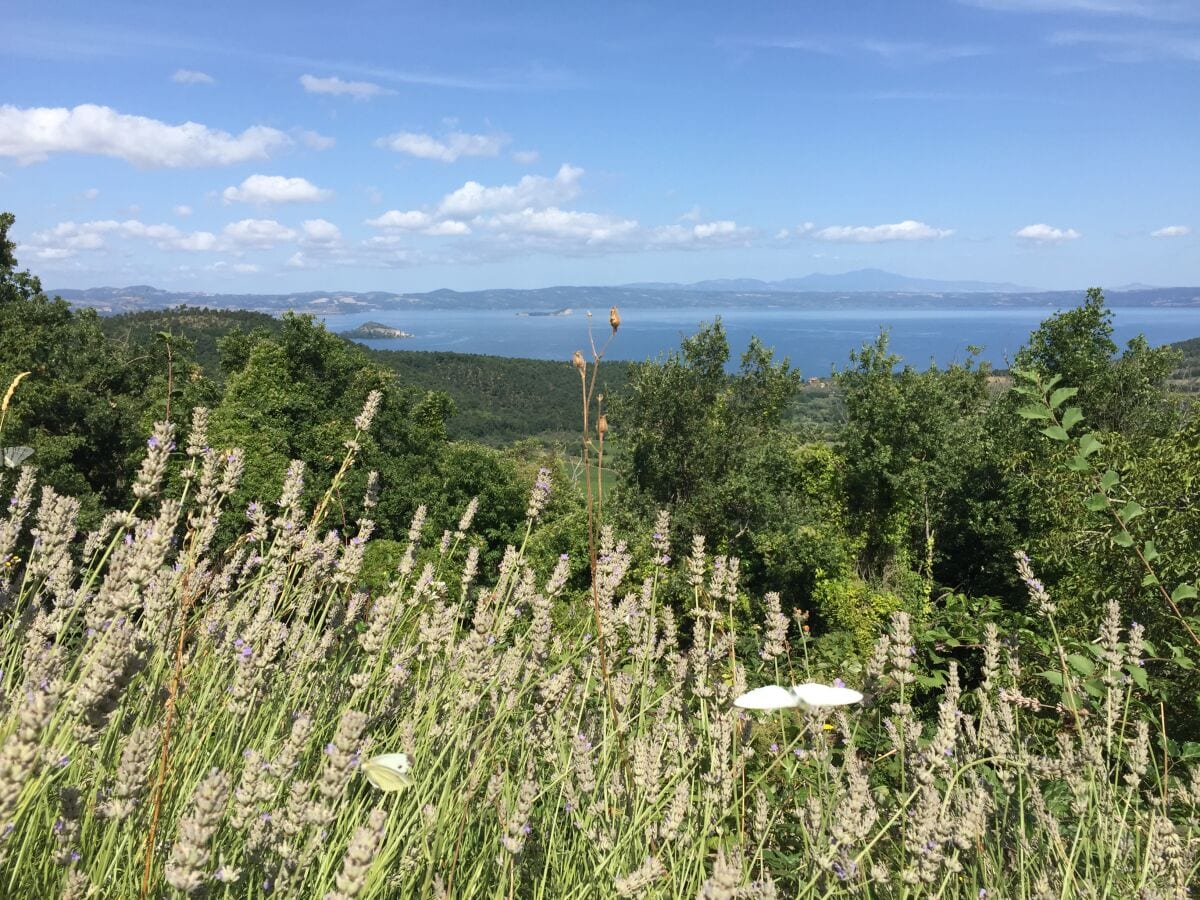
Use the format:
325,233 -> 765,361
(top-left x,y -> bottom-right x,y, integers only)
0,389 -> 1197,897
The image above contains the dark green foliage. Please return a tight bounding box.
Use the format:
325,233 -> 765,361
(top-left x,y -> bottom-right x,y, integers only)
100,307 -> 282,376
836,332 -> 991,589
368,348 -> 635,445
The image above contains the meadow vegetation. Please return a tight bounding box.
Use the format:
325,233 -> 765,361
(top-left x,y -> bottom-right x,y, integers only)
3,210 -> 1200,896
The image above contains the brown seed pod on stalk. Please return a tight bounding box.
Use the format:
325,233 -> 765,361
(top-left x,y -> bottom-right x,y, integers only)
609,306 -> 621,334
572,350 -> 586,372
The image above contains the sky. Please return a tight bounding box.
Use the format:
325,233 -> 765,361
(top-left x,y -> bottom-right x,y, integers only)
1,0 -> 1197,293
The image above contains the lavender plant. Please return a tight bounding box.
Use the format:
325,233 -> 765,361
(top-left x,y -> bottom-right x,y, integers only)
0,382 -> 1196,898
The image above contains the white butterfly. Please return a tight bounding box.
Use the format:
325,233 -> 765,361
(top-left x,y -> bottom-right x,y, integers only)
362,752 -> 414,792
733,681 -> 863,711
1,446 -> 33,468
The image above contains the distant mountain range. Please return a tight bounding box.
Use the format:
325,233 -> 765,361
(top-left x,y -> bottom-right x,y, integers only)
50,270 -> 1200,316
623,268 -> 1033,294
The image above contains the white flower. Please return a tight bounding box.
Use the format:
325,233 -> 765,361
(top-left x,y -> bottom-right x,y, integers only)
362,752 -> 413,791
733,682 -> 863,711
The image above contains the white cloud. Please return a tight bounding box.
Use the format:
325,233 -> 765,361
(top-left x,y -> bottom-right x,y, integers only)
512,149 -> 540,165
301,218 -> 341,243
297,129 -> 336,151
437,163 -> 584,217
487,208 -> 640,244
222,174 -> 333,205
0,104 -> 290,167
424,220 -> 471,235
1150,224 -> 1191,237
365,209 -> 470,236
813,220 -> 954,242
223,218 -> 297,247
299,74 -> 389,99
1015,223 -> 1082,243
960,0 -> 1198,20
377,130 -> 509,162
28,218 -> 217,257
172,68 -> 215,85
82,187 -> 100,200
749,36 -> 989,63
1050,29 -> 1200,62
174,205 -> 193,217
366,209 -> 432,229
649,220 -> 753,248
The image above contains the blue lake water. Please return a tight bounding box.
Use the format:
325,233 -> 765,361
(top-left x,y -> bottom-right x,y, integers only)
318,306 -> 1200,375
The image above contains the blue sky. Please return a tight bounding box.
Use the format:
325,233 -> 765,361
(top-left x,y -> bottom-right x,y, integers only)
1,0 -> 1197,292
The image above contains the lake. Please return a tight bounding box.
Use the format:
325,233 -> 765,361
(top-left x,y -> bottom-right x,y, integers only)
317,306 -> 1200,374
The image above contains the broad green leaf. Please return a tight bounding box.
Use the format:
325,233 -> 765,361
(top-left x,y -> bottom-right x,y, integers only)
1100,469 -> 1120,491
1142,573 -> 1160,587
1066,653 -> 1095,676
1143,540 -> 1160,562
915,671 -> 946,688
1049,386 -> 1078,409
1082,678 -> 1104,699
1061,406 -> 1084,431
1111,530 -> 1133,548
1066,455 -> 1091,472
1121,501 -> 1145,522
1040,425 -> 1070,442
1018,405 -> 1052,421
1127,665 -> 1148,691
1078,433 -> 1102,457
1084,493 -> 1109,512
1172,583 -> 1199,603
1039,670 -> 1064,687
1045,374 -> 1063,390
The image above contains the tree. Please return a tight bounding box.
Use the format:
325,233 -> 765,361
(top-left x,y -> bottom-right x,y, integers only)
836,331 -> 992,590
1012,288 -> 1180,437
0,212 -> 194,520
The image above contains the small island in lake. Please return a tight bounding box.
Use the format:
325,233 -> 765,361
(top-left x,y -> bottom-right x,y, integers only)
339,321 -> 414,339
516,307 -> 573,317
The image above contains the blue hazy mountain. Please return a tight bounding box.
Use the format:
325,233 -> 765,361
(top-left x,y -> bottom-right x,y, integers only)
624,269 -> 1033,293
49,279 -> 1200,315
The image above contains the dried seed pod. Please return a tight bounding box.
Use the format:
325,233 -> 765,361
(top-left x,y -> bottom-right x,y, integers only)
572,350 -> 586,372
609,306 -> 621,334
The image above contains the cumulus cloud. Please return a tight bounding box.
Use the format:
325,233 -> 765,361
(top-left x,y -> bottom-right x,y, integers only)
301,218 -> 341,243
377,130 -> 510,162
172,69 -> 215,85
366,209 -> 432,230
366,209 -> 471,236
487,208 -> 640,244
28,218 -> 217,258
812,220 -> 954,242
512,149 -> 540,165
223,218 -> 297,247
174,205 -> 193,217
222,174 -> 333,205
299,74 -> 389,99
0,104 -> 290,167
1015,223 -> 1082,243
297,129 -> 336,151
437,164 -> 584,217
1150,224 -> 1191,237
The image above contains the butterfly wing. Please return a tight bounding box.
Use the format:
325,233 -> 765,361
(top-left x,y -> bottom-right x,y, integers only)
2,446 -> 33,467
363,753 -> 414,791
733,684 -> 801,710
790,682 -> 864,707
